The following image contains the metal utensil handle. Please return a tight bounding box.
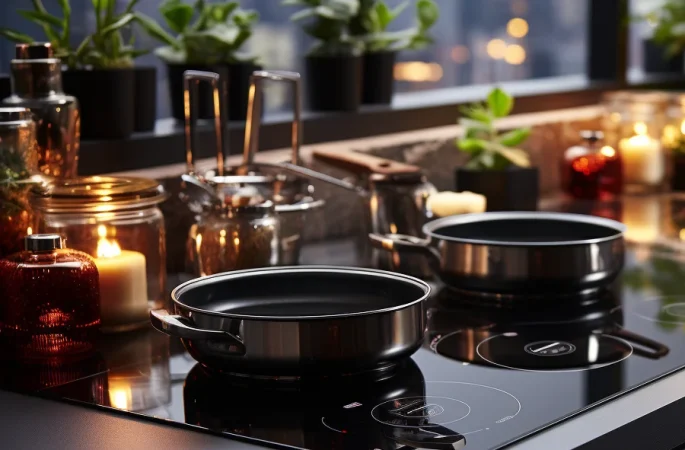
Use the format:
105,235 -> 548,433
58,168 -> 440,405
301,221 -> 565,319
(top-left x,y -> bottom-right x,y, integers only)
150,309 -> 246,355
243,70 -> 301,166
183,70 -> 227,176
260,161 -> 368,196
368,233 -> 440,262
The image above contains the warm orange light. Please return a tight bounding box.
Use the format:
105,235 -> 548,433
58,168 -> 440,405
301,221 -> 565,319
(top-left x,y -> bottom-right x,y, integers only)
451,45 -> 470,63
486,39 -> 507,59
507,18 -> 529,38
600,146 -> 616,158
504,44 -> 526,65
680,119 -> 685,134
96,225 -> 122,258
26,226 -> 33,235
634,122 -> 648,135
393,62 -> 443,82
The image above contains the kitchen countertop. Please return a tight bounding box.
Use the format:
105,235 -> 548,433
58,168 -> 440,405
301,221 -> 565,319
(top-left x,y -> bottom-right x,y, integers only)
4,192 -> 685,450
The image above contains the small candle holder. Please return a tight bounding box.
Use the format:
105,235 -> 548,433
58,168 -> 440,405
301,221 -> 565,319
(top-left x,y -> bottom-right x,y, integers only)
602,91 -> 669,194
663,93 -> 685,191
30,176 -> 168,333
560,130 -> 622,200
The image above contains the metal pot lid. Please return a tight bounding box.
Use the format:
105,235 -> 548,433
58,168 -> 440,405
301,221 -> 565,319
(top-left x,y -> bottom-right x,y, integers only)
422,211 -> 626,247
31,176 -> 168,213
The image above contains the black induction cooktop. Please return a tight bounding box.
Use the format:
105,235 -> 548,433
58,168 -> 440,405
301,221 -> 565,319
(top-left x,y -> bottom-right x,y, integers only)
3,241 -> 685,450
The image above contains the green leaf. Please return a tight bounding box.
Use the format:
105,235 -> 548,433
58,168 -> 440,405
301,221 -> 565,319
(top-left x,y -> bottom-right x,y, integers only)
487,87 -> 513,118
161,3 -> 194,33
101,13 -> 135,37
124,0 -> 140,15
460,105 -> 492,124
498,128 -> 530,147
0,29 -> 35,43
375,2 -> 393,30
316,5 -> 347,20
135,13 -> 179,48
457,138 -> 488,153
211,2 -> 238,23
416,0 -> 439,30
17,10 -> 63,28
57,0 -> 71,45
74,35 -> 91,59
390,1 -> 410,21
290,8 -> 318,22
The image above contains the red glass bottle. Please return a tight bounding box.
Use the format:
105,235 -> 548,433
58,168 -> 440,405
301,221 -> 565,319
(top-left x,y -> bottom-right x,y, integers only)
561,131 -> 623,200
0,234 -> 101,360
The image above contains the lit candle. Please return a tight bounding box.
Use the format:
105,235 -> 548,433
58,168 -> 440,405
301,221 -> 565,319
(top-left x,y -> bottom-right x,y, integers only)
622,196 -> 660,244
94,225 -> 148,331
618,122 -> 664,187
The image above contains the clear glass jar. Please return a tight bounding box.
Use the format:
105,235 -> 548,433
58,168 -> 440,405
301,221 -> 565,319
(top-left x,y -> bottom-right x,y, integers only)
602,91 -> 669,194
30,176 -> 168,333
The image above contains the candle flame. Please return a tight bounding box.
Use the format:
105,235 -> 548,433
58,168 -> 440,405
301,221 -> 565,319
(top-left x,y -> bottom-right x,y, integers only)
96,225 -> 121,258
634,122 -> 648,136
680,120 -> 685,135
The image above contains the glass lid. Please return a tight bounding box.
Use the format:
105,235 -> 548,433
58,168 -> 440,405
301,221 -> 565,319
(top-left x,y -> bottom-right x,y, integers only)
30,176 -> 168,213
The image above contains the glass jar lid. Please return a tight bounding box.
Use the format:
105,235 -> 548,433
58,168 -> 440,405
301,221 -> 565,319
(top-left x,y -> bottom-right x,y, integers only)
30,176 -> 168,213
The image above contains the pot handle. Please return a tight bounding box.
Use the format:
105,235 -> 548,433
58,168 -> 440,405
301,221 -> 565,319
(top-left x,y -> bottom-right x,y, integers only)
368,233 -> 440,262
150,309 -> 246,355
183,70 -> 227,176
609,328 -> 669,359
243,70 -> 301,167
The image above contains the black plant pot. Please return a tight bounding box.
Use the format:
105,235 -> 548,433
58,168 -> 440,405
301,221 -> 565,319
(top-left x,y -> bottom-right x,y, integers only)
362,51 -> 396,105
0,74 -> 10,101
62,68 -> 135,140
643,39 -> 684,74
133,66 -> 157,132
227,61 -> 262,121
168,64 -> 229,121
672,155 -> 685,191
305,54 -> 361,112
455,167 -> 539,212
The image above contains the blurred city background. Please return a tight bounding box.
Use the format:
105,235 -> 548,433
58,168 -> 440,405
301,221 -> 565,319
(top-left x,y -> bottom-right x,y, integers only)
0,0 -> 660,118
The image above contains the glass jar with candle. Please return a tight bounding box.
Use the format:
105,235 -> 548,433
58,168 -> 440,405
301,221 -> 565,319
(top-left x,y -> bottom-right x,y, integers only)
30,176 -> 168,333
602,91 -> 669,194
663,93 -> 685,191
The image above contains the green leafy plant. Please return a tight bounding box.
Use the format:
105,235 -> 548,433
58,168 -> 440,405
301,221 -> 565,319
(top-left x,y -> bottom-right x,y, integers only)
135,0 -> 259,65
353,0 -> 439,53
283,0 -> 363,56
637,0 -> 685,57
0,0 -> 145,69
456,87 -> 531,170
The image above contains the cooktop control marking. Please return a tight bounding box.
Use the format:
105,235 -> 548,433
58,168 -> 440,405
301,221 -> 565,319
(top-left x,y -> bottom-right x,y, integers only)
372,396 -> 471,428
524,341 -> 577,357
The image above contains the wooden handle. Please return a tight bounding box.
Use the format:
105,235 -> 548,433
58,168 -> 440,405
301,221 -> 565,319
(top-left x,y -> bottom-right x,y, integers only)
312,149 -> 421,176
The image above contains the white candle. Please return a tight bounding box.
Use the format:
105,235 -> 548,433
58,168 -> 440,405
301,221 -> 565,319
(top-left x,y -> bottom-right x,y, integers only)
427,191 -> 487,217
94,226 -> 148,330
618,122 -> 664,186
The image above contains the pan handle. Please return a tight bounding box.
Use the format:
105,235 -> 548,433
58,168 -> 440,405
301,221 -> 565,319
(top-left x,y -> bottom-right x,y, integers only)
368,233 -> 440,262
150,309 -> 246,355
608,328 -> 669,359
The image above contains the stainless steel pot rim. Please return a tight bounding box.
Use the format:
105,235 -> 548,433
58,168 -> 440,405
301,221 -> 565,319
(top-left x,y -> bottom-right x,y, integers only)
171,265 -> 431,321
422,211 -> 627,247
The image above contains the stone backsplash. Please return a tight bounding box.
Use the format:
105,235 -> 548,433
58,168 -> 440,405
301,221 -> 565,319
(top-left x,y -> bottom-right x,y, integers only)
159,113 -> 602,272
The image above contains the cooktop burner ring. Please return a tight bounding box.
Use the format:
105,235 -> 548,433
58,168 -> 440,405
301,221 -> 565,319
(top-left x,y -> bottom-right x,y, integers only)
370,395 -> 472,428
474,332 -> 634,373
632,295 -> 685,325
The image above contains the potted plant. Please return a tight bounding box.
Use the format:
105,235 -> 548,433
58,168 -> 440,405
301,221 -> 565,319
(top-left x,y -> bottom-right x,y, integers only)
136,1 -> 261,121
636,1 -> 685,74
285,0 -> 363,112
351,0 -> 438,105
0,0 -> 151,139
455,87 -> 538,211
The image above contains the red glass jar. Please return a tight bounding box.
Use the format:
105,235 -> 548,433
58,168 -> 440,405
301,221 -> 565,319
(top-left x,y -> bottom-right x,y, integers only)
0,234 -> 101,360
561,131 -> 623,200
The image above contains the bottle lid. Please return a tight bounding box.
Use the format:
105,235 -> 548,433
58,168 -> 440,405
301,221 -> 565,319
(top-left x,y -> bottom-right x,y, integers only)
15,42 -> 54,59
24,234 -> 64,252
580,130 -> 604,142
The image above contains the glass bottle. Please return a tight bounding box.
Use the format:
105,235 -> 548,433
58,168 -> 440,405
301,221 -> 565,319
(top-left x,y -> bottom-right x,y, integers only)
561,131 -> 623,200
0,234 -> 100,360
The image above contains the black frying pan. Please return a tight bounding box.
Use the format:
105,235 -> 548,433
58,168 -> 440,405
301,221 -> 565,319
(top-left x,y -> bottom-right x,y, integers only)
150,266 -> 429,376
370,212 -> 626,296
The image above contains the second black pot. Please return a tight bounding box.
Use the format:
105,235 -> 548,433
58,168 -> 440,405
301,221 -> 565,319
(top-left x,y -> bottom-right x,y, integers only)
643,39 -> 684,74
133,66 -> 157,132
362,51 -> 396,105
62,68 -> 135,140
305,54 -> 362,112
455,166 -> 539,211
